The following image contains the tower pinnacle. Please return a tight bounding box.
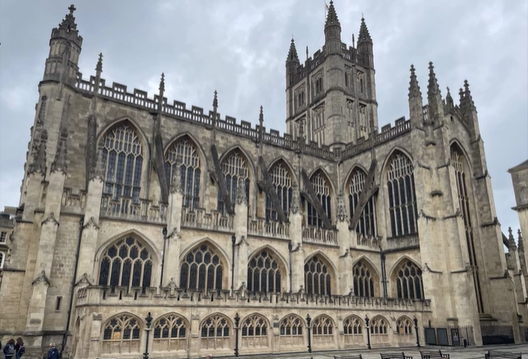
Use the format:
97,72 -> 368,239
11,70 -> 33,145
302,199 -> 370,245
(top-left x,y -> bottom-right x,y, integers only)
427,61 -> 440,97
325,1 -> 340,27
59,4 -> 78,33
408,64 -> 422,99
286,38 -> 299,63
358,17 -> 372,43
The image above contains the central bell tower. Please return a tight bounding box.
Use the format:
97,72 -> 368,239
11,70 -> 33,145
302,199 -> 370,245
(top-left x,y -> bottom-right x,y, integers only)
285,1 -> 378,149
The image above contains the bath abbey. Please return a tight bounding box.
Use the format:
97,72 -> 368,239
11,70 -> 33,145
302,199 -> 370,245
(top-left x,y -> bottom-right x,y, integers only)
1,3 -> 527,358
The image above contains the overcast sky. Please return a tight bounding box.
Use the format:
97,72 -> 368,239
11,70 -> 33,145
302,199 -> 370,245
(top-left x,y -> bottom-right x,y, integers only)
0,0 -> 526,234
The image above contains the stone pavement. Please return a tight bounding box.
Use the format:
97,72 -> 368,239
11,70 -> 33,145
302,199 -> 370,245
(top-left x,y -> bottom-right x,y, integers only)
224,344 -> 528,359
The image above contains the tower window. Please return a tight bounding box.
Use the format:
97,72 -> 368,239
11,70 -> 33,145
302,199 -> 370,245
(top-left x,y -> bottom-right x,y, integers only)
55,296 -> 62,311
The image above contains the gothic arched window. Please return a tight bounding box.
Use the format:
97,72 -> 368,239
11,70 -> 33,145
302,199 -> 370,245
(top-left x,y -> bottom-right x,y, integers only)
370,316 -> 389,335
153,314 -> 187,351
396,317 -> 413,335
247,250 -> 282,293
348,168 -> 377,236
304,255 -> 331,295
451,144 -> 483,313
102,314 -> 141,354
353,260 -> 376,298
312,315 -> 333,336
180,244 -> 223,291
241,314 -> 269,348
101,122 -> 143,202
387,152 -> 417,237
343,316 -> 363,335
307,171 -> 332,227
98,237 -> 153,291
200,314 -> 230,350
395,260 -> 424,300
266,162 -> 293,221
165,137 -> 201,208
279,315 -> 304,336
218,150 -> 249,212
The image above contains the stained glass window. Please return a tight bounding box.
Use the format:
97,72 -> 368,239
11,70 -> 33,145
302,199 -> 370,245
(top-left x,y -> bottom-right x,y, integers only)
353,260 -> 376,298
218,150 -> 249,212
304,255 -> 331,295
348,168 -> 377,236
307,171 -> 331,227
180,244 -> 223,291
165,137 -> 201,208
387,152 -> 417,237
98,237 -> 153,291
247,250 -> 282,293
395,260 -> 423,300
266,162 -> 293,221
101,123 -> 143,202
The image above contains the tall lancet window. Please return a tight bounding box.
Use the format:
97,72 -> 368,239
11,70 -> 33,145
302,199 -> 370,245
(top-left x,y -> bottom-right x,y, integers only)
307,171 -> 332,227
451,145 -> 484,313
395,260 -> 423,300
165,137 -> 201,208
266,162 -> 293,221
353,260 -> 377,298
387,152 -> 417,237
101,122 -> 143,202
348,168 -> 377,236
218,150 -> 249,212
247,249 -> 282,293
304,255 -> 331,295
180,243 -> 223,292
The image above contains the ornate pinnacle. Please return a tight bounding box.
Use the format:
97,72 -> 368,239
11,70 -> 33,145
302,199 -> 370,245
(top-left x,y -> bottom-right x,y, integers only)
518,229 -> 524,253
28,129 -> 48,176
287,38 -> 299,63
159,73 -> 165,93
408,64 -> 422,99
427,61 -> 441,97
95,53 -> 103,74
463,80 -> 476,112
358,17 -> 372,42
235,176 -> 247,205
508,227 -> 517,251
58,4 -> 78,33
325,0 -> 340,27
212,90 -> 218,111
259,106 -> 264,125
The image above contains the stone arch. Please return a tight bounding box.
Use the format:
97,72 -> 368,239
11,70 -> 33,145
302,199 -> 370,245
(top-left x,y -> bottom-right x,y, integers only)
369,315 -> 390,335
97,117 -> 150,157
95,229 -> 160,264
390,257 -> 424,300
449,140 -> 472,170
278,314 -> 305,350
304,251 -> 337,295
343,314 -> 364,335
306,168 -> 335,227
311,314 -> 336,348
101,312 -> 143,354
240,312 -> 271,349
307,167 -> 336,196
199,313 -> 232,350
219,145 -> 256,181
380,146 -> 415,178
267,156 -> 298,184
247,245 -> 288,293
178,239 -> 229,291
217,146 -> 254,213
152,312 -> 190,352
343,163 -> 369,190
345,165 -> 378,237
265,158 -> 297,220
396,315 -> 414,335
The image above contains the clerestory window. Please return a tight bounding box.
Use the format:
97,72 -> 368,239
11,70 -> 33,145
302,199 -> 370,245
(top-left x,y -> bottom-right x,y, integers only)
348,168 -> 377,236
387,152 -> 417,237
165,137 -> 201,208
266,162 -> 293,221
307,171 -> 331,227
180,244 -> 223,292
218,150 -> 249,213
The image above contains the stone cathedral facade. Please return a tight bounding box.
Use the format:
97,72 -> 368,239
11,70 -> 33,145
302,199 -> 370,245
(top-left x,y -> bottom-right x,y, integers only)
1,3 -> 527,358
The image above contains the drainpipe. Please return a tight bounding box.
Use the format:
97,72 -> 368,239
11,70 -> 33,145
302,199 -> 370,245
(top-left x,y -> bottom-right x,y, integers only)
60,216 -> 84,358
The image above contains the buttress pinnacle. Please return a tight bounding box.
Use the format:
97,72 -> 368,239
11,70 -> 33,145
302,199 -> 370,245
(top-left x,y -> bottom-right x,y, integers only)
325,1 -> 340,27
408,65 -> 422,99
59,4 -> 78,33
286,38 -> 299,63
427,61 -> 441,97
463,80 -> 476,111
358,17 -> 372,43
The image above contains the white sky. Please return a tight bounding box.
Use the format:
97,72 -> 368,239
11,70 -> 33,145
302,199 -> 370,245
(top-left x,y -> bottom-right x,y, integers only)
0,0 -> 527,234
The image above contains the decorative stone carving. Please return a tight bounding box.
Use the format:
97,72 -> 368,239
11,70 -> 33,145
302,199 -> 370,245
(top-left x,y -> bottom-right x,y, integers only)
42,212 -> 60,226
337,194 -> 347,222
167,277 -> 178,289
290,183 -> 300,214
83,216 -> 99,230
75,273 -> 93,287
28,129 -> 48,176
51,128 -> 68,174
236,176 -> 247,205
170,170 -> 182,194
32,270 -> 51,286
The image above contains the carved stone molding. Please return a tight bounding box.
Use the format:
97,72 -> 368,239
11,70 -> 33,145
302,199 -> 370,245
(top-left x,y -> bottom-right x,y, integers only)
42,212 -> 60,226
75,272 -> 94,287
83,216 -> 100,230
32,270 -> 51,286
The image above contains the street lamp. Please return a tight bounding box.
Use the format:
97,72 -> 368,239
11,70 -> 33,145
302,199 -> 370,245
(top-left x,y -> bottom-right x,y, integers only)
306,313 -> 312,353
365,315 -> 371,350
413,316 -> 421,347
234,312 -> 240,357
143,312 -> 153,359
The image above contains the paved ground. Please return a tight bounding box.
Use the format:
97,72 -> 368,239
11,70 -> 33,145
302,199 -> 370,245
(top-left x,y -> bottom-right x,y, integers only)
222,344 -> 528,359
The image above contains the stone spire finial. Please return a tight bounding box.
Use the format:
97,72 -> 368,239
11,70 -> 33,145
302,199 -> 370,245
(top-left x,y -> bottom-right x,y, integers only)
358,16 -> 372,43
325,1 -> 340,27
159,73 -> 165,93
518,229 -> 524,253
58,4 -> 78,33
427,61 -> 441,97
290,183 -> 300,214
28,129 -> 48,176
458,87 -> 465,107
51,128 -> 68,174
508,227 -> 517,251
445,86 -> 454,112
259,106 -> 264,126
463,80 -> 476,112
236,176 -> 247,205
212,90 -> 218,111
287,38 -> 299,63
408,64 -> 422,99
95,53 -> 103,74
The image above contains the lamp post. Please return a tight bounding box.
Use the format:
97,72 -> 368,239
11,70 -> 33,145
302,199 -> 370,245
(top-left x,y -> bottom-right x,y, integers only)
306,313 -> 312,353
234,312 -> 240,357
143,312 -> 153,359
413,316 -> 421,347
365,315 -> 371,350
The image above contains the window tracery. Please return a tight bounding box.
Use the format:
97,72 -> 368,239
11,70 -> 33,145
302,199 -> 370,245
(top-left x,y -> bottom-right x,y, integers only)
200,314 -> 230,350
395,260 -> 424,300
369,316 -> 388,335
165,137 -> 201,208
218,150 -> 249,212
304,255 -> 331,295
279,315 -> 303,336
266,162 -> 293,221
101,123 -> 143,202
348,168 -> 377,236
247,250 -> 282,293
98,237 -> 153,291
343,316 -> 363,335
387,152 -> 417,237
353,260 -> 375,298
153,314 -> 187,351
312,315 -> 333,336
396,317 -> 413,335
102,314 -> 141,354
180,244 -> 223,291
241,314 -> 268,340
307,171 -> 331,227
